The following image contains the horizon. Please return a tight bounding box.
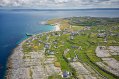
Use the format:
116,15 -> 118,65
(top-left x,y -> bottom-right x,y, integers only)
0,0 -> 119,9
0,7 -> 119,10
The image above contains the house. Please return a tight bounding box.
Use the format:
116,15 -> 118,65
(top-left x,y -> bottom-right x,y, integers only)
57,32 -> 61,36
84,26 -> 91,30
71,46 -> 79,49
67,58 -> 71,61
62,29 -> 70,34
117,33 -> 119,37
47,50 -> 55,55
110,33 -> 117,36
54,46 -> 58,49
71,32 -> 75,36
62,71 -> 71,78
53,40 -> 58,44
44,43 -> 50,49
70,35 -> 74,40
72,53 -> 78,62
58,33 -> 61,36
97,33 -> 106,38
98,30 -> 105,33
51,32 -> 55,36
104,37 -> 107,43
79,46 -> 82,50
46,36 -> 49,40
72,57 -> 77,62
64,49 -> 70,55
27,40 -> 31,43
71,31 -> 78,36
39,40 -> 43,43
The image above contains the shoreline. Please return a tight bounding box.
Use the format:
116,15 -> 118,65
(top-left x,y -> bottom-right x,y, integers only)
5,23 -> 60,79
7,22 -> 60,61
5,37 -> 30,79
4,17 -> 119,79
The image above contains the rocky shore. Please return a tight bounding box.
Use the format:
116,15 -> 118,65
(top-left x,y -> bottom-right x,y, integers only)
5,39 -> 28,79
5,27 -> 61,79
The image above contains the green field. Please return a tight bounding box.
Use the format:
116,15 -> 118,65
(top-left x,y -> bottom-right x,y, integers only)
22,17 -> 119,79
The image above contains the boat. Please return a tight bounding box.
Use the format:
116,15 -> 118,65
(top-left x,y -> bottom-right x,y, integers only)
26,33 -> 33,36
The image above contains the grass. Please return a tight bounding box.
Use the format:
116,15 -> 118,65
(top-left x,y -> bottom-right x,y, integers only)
48,75 -> 62,79
112,56 -> 119,61
22,17 -> 119,79
22,31 -> 119,78
71,25 -> 84,31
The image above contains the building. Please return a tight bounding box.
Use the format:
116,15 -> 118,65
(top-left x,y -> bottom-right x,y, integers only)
44,43 -> 50,49
97,33 -> 106,38
53,40 -> 58,44
47,50 -> 55,55
70,35 -> 74,40
62,71 -> 71,78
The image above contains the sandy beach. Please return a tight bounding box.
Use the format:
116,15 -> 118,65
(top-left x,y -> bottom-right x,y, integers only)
54,23 -> 61,31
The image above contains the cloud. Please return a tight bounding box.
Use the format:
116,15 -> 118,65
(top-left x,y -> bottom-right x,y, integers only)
0,0 -> 119,8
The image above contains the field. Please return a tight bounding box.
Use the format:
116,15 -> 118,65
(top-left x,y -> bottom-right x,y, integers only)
22,17 -> 119,79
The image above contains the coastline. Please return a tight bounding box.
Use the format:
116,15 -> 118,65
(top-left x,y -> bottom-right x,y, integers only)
4,16 -> 119,79
5,37 -> 30,79
5,23 -> 60,79
5,16 -> 119,79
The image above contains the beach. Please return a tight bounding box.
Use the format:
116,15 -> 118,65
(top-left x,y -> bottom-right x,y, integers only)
55,23 -> 61,31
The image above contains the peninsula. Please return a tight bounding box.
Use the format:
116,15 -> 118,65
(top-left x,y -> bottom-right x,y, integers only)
6,17 -> 119,79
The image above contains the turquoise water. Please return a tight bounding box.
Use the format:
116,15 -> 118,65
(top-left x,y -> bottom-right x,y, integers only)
0,9 -> 119,79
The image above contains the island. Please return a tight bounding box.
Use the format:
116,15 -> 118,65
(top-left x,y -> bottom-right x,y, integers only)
6,17 -> 119,79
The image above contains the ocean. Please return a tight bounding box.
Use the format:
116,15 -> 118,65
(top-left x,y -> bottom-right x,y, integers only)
0,9 -> 119,79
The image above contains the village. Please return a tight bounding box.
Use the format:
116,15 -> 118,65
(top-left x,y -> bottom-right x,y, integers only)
6,17 -> 119,79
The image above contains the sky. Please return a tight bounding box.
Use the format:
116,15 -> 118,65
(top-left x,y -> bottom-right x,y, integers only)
0,0 -> 119,9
